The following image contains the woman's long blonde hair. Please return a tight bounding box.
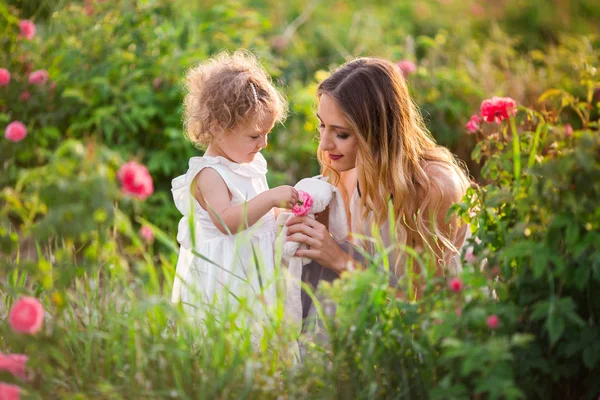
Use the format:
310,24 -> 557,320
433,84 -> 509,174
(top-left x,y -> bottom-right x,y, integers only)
317,57 -> 470,262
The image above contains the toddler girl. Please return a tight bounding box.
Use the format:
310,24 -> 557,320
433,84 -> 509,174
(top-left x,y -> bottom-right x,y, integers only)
171,50 -> 297,327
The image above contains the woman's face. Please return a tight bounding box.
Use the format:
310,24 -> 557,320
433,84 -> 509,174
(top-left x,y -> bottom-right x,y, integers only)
317,93 -> 358,172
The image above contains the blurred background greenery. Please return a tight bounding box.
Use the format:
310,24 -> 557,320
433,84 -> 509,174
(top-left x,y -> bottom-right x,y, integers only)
2,0 -> 599,235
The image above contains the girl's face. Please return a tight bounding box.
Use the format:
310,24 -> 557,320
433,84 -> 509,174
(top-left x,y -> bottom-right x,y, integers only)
317,93 -> 358,172
213,112 -> 276,163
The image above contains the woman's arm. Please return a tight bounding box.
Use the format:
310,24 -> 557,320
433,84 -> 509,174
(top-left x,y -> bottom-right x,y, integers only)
194,168 -> 298,234
419,164 -> 468,274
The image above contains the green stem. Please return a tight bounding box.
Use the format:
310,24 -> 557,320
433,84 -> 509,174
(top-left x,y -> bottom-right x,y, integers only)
510,116 -> 520,183
527,123 -> 545,169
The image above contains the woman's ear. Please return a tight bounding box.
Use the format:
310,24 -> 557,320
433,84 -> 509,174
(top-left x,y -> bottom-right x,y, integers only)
328,186 -> 349,243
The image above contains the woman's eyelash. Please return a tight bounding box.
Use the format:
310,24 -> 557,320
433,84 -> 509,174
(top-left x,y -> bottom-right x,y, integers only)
319,123 -> 349,138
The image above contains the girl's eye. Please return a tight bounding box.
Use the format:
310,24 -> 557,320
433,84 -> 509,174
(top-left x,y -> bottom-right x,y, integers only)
318,124 -> 325,129
337,133 -> 350,139
250,136 -> 260,139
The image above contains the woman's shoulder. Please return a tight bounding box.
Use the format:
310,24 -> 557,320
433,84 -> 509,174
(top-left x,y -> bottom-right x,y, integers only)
422,161 -> 469,204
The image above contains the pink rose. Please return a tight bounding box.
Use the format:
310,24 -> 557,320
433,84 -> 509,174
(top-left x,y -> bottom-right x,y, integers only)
0,353 -> 28,380
84,0 -> 94,16
140,225 -> 154,242
9,296 -> 44,334
480,96 -> 517,123
564,124 -> 573,137
118,161 -> 154,200
449,277 -> 463,293
464,247 -> 477,263
270,35 -> 288,52
5,121 -> 28,143
465,114 -> 481,133
28,69 -> 49,85
487,314 -> 500,329
292,190 -> 313,216
19,92 -> 31,102
0,383 -> 20,400
19,19 -> 36,40
0,68 -> 10,86
396,60 -> 417,76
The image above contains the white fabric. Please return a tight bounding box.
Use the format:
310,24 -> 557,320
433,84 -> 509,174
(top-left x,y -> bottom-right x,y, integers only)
276,176 -> 349,331
171,153 -> 277,325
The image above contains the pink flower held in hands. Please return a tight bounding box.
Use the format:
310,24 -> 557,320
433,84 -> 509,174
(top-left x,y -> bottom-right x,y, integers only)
19,19 -> 36,40
449,277 -> 463,293
0,353 -> 28,380
118,161 -> 154,200
0,383 -> 20,400
0,68 -> 10,86
292,190 -> 313,216
5,121 -> 28,142
480,96 -> 517,123
9,296 -> 44,334
487,314 -> 500,329
28,70 -> 49,85
140,225 -> 154,242
396,60 -> 417,77
465,114 -> 481,133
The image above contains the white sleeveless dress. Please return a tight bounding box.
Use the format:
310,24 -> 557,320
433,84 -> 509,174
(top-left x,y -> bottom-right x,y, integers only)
171,153 -> 277,323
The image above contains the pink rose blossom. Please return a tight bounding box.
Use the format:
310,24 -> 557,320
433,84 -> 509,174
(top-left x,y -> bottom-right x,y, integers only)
118,161 -> 154,200
0,68 -> 10,86
19,92 -> 31,102
480,96 -> 517,123
471,3 -> 484,16
564,124 -> 573,137
487,314 -> 500,329
292,190 -> 313,216
464,247 -> 477,263
449,277 -> 463,293
270,35 -> 288,51
28,69 -> 49,85
0,353 -> 28,380
140,225 -> 154,242
396,60 -> 417,76
19,19 -> 36,40
9,296 -> 44,334
5,121 -> 28,143
84,0 -> 94,16
0,383 -> 20,400
465,114 -> 481,133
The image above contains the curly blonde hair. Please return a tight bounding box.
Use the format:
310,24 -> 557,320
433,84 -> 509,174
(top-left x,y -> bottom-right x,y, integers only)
183,50 -> 288,147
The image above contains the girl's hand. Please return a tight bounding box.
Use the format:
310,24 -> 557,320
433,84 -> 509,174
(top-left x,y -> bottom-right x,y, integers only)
268,185 -> 299,209
285,215 -> 354,275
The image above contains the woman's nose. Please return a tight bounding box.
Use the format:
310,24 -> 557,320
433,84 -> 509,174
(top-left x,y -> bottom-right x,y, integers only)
319,131 -> 334,151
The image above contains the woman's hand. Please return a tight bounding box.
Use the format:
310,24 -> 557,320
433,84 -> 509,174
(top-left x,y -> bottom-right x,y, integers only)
285,215 -> 354,275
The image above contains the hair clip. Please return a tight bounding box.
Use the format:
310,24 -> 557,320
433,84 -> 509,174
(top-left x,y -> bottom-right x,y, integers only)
250,82 -> 259,104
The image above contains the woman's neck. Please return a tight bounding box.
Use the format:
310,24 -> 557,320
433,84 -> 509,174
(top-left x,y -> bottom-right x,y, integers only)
339,168 -> 357,197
